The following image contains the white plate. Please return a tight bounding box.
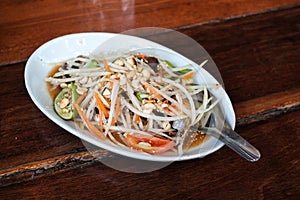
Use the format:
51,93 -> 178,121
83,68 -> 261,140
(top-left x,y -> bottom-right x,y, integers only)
24,32 -> 235,162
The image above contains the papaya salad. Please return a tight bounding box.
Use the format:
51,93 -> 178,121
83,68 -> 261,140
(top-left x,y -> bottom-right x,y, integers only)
46,51 -> 221,156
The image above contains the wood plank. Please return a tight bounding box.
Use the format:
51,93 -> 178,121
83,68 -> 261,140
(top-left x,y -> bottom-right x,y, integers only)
0,0 -> 299,65
1,110 -> 299,199
236,88 -> 300,125
179,5 -> 300,103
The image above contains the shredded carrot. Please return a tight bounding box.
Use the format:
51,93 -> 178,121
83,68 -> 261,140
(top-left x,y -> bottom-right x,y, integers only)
163,107 -> 170,113
104,60 -> 111,72
104,59 -> 111,79
137,53 -> 146,59
72,92 -> 86,117
111,118 -> 116,126
94,92 -> 109,118
104,60 -> 114,86
143,82 -> 161,99
109,97 -> 121,126
74,92 -> 87,105
74,102 -> 105,140
98,111 -> 104,132
182,71 -> 195,79
134,114 -> 140,124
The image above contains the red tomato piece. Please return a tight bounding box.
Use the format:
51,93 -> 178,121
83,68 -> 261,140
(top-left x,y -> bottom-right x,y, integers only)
124,133 -> 176,155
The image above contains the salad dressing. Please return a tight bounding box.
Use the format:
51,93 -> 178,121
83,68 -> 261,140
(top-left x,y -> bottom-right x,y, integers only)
47,64 -> 63,99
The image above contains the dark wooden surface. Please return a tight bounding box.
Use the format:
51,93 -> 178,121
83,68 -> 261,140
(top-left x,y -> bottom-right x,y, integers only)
0,0 -> 299,199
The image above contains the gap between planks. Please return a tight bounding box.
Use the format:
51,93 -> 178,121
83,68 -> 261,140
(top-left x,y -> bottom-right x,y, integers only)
1,88 -> 299,187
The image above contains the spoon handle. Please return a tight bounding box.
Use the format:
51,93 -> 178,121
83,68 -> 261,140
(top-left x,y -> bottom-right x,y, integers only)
201,123 -> 261,162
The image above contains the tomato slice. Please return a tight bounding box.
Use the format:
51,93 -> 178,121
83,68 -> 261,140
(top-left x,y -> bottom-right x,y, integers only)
124,133 -> 176,155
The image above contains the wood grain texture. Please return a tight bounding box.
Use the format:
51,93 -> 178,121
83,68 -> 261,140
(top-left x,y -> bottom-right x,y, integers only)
236,88 -> 300,125
0,0 -> 299,65
1,6 -> 300,190
179,5 -> 300,103
1,1 -> 300,199
1,110 -> 299,199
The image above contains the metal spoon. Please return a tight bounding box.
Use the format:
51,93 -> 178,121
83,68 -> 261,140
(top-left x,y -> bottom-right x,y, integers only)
173,104 -> 261,162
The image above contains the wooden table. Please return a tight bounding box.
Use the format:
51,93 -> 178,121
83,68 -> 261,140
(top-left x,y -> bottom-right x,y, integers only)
1,0 -> 299,199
